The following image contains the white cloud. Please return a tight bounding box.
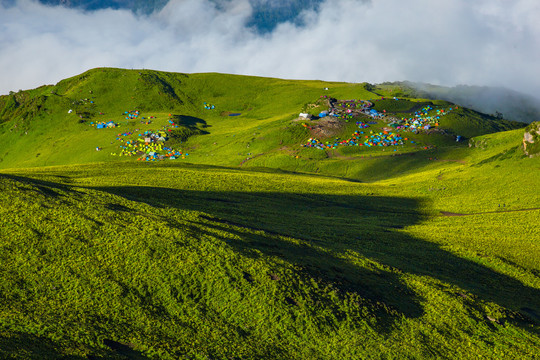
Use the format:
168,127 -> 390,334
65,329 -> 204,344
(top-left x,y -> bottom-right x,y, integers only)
1,0 -> 539,96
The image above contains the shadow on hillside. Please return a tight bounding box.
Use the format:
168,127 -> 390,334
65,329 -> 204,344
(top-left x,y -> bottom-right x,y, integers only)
91,184 -> 540,331
172,114 -> 210,129
353,147 -> 464,182
0,173 -> 83,198
0,332 -> 150,360
0,332 -> 85,360
1,173 -> 538,333
167,115 -> 210,143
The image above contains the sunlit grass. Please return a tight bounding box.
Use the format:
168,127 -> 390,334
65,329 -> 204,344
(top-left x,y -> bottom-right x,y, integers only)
0,69 -> 538,359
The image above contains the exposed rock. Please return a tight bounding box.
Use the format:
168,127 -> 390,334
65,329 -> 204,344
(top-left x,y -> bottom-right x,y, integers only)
523,121 -> 540,157
468,138 -> 488,149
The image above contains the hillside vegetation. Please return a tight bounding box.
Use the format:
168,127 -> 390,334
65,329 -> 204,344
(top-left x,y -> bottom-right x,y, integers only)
0,68 -> 524,171
0,68 -> 538,359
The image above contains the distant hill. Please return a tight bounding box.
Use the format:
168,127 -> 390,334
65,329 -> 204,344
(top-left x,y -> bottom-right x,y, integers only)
0,67 -> 525,171
380,82 -> 540,124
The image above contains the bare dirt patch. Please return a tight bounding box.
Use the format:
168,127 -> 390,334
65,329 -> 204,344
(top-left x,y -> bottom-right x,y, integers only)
309,119 -> 344,138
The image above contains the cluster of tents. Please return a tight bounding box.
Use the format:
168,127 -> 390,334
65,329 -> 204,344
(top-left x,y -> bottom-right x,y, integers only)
140,116 -> 157,125
124,110 -> 140,120
111,139 -> 187,160
341,100 -> 386,119
138,130 -> 168,142
138,148 -> 187,161
318,111 -> 329,118
302,138 -> 339,150
112,132 -> 188,161
327,99 -> 374,120
303,129 -> 407,150
299,96 -> 460,153
203,102 -> 215,110
389,106 -> 457,132
110,114 -> 187,161
167,119 -> 180,129
337,100 -> 372,112
368,109 -> 385,118
116,131 -> 133,140
302,129 -> 371,149
302,121 -> 373,150
91,121 -> 117,129
301,101 -> 414,150
363,131 -> 406,147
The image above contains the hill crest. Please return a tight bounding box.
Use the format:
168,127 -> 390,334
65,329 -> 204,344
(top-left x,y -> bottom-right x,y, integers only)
0,68 -> 527,176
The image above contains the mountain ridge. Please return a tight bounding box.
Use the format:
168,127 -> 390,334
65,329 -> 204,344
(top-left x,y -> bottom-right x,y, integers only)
0,67 -> 525,172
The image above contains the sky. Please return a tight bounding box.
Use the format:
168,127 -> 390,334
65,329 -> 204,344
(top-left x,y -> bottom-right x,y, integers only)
1,0 -> 539,96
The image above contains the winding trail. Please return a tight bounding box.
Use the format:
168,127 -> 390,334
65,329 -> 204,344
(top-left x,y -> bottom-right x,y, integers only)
440,208 -> 540,217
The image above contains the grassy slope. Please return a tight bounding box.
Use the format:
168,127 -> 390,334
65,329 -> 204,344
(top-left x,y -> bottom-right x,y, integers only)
0,68 -> 523,171
0,150 -> 538,359
0,69 -> 538,359
0,68 -> 376,169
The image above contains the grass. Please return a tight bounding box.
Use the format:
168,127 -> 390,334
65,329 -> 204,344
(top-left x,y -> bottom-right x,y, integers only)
0,68 -> 538,359
0,158 -> 538,359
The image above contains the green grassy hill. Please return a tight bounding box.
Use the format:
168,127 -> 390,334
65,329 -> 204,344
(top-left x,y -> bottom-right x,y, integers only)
0,67 -> 523,171
0,68 -> 538,359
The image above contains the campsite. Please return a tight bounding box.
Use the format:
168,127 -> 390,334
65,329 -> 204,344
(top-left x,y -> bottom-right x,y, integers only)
0,68 -> 538,360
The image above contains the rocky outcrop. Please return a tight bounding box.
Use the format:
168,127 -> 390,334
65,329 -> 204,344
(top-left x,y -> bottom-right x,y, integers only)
523,121 -> 540,157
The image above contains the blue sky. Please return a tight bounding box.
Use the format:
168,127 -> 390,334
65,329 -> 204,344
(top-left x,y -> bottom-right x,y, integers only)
1,0 -> 539,96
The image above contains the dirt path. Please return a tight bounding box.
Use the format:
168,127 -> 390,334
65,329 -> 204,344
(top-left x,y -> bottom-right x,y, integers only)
327,150 -> 357,161
440,208 -> 540,217
239,152 -> 265,166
